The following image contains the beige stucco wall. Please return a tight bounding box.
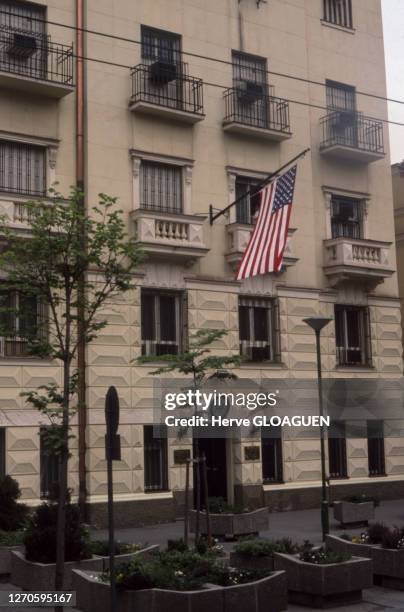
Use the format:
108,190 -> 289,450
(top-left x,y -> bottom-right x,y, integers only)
0,0 -> 402,506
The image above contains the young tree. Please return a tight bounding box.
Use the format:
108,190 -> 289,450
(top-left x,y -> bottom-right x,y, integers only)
0,187 -> 142,594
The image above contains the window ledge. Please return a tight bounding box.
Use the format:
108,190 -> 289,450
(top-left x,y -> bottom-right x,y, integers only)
320,20 -> 355,34
335,365 -> 375,372
239,362 -> 287,370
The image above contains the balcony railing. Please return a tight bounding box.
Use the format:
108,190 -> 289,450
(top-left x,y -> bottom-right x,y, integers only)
323,237 -> 394,288
131,208 -> 209,264
0,24 -> 74,88
129,63 -> 204,122
223,88 -> 291,140
320,110 -> 385,162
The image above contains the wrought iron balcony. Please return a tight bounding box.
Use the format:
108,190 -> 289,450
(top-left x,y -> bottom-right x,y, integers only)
225,222 -> 297,271
323,236 -> 394,288
320,110 -> 385,162
131,208 -> 209,264
223,87 -> 291,141
129,63 -> 205,123
0,23 -> 74,98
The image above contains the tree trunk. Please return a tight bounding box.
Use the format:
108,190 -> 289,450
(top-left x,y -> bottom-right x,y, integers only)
54,358 -> 71,611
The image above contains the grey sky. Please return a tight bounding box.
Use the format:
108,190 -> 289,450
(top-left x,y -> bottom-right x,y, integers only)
382,0 -> 404,163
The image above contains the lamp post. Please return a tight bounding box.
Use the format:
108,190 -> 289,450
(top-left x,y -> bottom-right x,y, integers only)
303,316 -> 332,541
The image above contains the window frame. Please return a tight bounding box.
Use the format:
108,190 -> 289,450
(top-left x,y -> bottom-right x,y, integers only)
367,420 -> 386,477
238,296 -> 281,364
334,304 -> 372,368
139,160 -> 183,214
262,427 -> 283,484
141,289 -> 184,358
0,288 -> 46,358
143,425 -> 169,493
0,140 -> 47,197
326,80 -> 356,112
235,175 -> 262,225
39,426 -> 59,499
331,195 -> 364,239
328,420 -> 348,479
322,0 -> 353,30
140,25 -> 181,64
0,428 -> 5,478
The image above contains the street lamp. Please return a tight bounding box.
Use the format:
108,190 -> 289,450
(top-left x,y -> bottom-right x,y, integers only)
303,316 -> 332,541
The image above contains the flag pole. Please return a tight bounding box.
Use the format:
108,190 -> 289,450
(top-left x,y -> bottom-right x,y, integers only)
209,147 -> 310,225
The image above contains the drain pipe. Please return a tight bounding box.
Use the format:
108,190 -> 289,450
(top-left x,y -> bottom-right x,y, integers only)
76,0 -> 87,519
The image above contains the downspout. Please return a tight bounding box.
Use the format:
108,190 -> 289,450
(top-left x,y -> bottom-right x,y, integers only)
76,0 -> 87,519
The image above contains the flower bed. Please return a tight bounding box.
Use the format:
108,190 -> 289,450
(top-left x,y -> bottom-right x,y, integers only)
230,538 -> 298,572
10,545 -> 159,591
72,568 -> 287,612
189,507 -> 269,538
274,548 -> 372,608
333,500 -> 375,527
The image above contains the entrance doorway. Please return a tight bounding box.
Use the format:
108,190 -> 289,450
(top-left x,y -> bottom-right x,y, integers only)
193,437 -> 227,508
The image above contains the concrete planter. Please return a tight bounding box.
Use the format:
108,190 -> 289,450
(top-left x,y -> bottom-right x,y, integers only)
0,545 -> 24,576
274,552 -> 372,608
333,501 -> 375,527
72,567 -> 287,612
325,534 -> 375,560
11,545 -> 159,591
190,507 -> 269,538
372,547 -> 404,590
229,551 -> 274,572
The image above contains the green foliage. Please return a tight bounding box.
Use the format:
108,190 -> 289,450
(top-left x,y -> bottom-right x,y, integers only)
343,494 -> 379,507
107,547 -> 271,591
367,522 -> 389,544
167,538 -> 188,553
380,526 -> 404,549
0,475 -> 29,532
207,496 -> 246,514
23,499 -> 91,563
299,542 -> 351,565
89,540 -> 141,557
0,530 -> 25,546
234,537 -> 298,558
137,328 -> 241,381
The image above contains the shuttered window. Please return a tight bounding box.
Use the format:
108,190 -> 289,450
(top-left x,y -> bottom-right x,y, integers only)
0,141 -> 46,196
326,81 -> 356,112
328,421 -> 347,479
323,0 -> 353,29
40,427 -> 59,498
0,289 -> 46,358
239,297 -> 281,363
0,428 -> 5,478
334,305 -> 372,367
141,26 -> 181,64
144,425 -> 168,492
141,290 -> 183,357
262,427 -> 283,483
367,420 -> 385,477
140,161 -> 182,214
331,196 -> 363,239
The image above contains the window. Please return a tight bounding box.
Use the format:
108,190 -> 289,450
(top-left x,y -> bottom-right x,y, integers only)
40,427 -> 59,498
140,161 -> 182,214
331,195 -> 363,239
0,428 -> 5,477
0,141 -> 46,196
326,81 -> 356,112
0,290 -> 45,357
334,305 -> 372,367
0,1 -> 46,35
141,26 -> 181,65
239,297 -> 280,362
262,427 -> 283,483
141,290 -> 183,357
367,420 -> 385,477
144,425 -> 168,492
323,0 -> 353,29
232,51 -> 269,128
235,176 -> 261,224
328,420 -> 347,479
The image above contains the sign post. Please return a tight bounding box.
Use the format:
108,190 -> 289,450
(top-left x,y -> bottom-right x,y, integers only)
105,386 -> 121,612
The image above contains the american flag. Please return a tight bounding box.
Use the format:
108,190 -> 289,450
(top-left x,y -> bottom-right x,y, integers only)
236,165 -> 297,281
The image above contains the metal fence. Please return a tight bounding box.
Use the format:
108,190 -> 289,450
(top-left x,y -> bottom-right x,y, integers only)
224,87 -> 291,134
320,110 -> 384,155
130,63 -> 204,116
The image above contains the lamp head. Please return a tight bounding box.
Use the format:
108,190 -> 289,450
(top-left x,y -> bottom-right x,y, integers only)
303,317 -> 332,333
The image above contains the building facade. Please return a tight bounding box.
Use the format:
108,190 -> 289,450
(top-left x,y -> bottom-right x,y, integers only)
0,0 -> 403,526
